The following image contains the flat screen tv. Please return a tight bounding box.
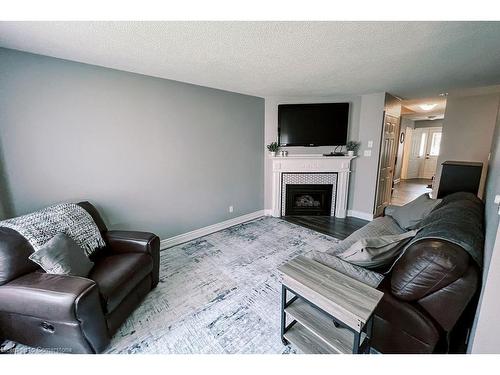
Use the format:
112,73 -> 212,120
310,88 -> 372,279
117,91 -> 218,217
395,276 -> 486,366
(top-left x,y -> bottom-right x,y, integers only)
278,103 -> 349,147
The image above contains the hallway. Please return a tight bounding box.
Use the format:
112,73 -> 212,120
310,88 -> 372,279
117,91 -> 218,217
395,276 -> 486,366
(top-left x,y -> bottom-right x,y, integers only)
391,178 -> 432,206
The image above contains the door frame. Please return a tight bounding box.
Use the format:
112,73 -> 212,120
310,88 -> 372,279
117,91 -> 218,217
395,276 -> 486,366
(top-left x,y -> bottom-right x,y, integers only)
373,112 -> 401,217
401,127 -> 413,179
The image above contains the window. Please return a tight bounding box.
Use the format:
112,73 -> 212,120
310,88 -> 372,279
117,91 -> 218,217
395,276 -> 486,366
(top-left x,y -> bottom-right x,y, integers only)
429,132 -> 442,156
419,132 -> 427,157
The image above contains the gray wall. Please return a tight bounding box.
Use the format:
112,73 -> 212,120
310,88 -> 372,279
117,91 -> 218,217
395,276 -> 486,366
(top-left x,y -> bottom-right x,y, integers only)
483,109 -> 500,275
470,106 -> 500,353
434,93 -> 500,199
351,92 -> 386,216
0,139 -> 12,219
0,48 -> 265,239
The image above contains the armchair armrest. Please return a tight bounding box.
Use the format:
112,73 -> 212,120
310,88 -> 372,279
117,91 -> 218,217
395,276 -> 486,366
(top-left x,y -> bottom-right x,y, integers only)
104,231 -> 160,288
104,231 -> 159,255
0,272 -> 96,320
0,272 -> 109,353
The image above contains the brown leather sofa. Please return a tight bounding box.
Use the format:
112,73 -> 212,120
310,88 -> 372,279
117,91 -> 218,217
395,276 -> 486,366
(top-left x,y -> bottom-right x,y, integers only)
371,193 -> 483,354
0,202 -> 160,353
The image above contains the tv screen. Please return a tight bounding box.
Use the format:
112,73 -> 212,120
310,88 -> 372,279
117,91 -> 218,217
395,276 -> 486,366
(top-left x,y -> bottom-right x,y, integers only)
278,103 -> 349,147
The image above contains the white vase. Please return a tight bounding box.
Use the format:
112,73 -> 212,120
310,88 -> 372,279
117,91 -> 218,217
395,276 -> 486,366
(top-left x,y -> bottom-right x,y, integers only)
269,151 -> 277,157
347,150 -> 354,156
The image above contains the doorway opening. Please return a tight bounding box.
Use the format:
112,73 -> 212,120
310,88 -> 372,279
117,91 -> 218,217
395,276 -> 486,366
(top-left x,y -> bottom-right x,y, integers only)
392,96 -> 447,206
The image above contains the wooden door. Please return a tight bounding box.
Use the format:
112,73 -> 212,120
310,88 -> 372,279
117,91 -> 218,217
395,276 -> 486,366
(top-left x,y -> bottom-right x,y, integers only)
374,114 -> 400,217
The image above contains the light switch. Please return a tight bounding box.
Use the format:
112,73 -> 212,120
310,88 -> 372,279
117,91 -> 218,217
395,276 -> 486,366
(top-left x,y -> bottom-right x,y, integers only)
364,150 -> 372,157
495,195 -> 500,215
367,140 -> 373,148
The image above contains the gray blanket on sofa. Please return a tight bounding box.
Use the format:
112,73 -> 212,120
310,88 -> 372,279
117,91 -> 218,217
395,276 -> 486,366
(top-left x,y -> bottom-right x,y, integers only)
400,192 -> 484,268
310,216 -> 407,287
311,192 -> 484,285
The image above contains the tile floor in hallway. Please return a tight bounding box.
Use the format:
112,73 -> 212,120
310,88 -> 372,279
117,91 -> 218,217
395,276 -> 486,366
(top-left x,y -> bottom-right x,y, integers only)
391,178 -> 432,206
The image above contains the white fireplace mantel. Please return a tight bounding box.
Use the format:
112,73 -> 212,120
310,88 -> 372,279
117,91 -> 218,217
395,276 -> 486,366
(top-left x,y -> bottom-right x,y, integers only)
270,154 -> 356,218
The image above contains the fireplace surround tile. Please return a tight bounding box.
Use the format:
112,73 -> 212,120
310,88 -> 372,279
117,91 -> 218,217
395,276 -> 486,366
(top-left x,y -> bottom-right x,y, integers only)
281,173 -> 337,216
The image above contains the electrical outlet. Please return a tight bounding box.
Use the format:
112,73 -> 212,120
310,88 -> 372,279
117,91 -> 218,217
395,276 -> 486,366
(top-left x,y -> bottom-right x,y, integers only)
364,150 -> 372,157
229,205 -> 234,213
367,140 -> 373,148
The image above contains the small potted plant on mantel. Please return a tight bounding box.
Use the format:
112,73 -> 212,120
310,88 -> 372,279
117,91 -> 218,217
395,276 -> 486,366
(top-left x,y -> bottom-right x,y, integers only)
345,141 -> 361,156
266,141 -> 280,157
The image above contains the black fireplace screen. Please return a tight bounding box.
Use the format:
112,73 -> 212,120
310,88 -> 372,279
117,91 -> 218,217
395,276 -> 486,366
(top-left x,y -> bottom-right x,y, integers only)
285,184 -> 333,216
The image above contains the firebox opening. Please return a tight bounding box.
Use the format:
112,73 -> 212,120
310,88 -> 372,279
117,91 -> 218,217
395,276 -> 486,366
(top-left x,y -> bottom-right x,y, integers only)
285,184 -> 333,216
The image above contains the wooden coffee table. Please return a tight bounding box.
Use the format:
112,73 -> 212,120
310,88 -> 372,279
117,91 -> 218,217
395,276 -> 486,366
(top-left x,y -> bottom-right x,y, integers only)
278,255 -> 384,354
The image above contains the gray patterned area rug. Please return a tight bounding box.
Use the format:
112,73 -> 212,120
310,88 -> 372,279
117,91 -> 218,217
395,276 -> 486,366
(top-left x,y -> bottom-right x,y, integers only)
9,217 -> 340,354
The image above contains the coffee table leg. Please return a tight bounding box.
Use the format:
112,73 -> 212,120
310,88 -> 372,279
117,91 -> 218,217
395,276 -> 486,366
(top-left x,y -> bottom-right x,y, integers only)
352,331 -> 362,354
364,316 -> 374,354
281,284 -> 289,345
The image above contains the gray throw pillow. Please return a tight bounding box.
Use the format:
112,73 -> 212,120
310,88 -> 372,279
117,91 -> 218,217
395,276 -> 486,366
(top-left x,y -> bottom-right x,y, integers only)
385,193 -> 441,230
28,233 -> 94,277
338,230 -> 418,269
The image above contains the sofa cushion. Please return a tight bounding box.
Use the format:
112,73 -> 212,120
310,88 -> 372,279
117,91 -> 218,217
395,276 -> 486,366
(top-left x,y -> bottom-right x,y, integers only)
28,233 -> 94,277
310,251 -> 384,288
390,239 -> 470,301
385,193 -> 441,230
89,253 -> 153,313
325,216 -> 406,257
338,230 -> 418,270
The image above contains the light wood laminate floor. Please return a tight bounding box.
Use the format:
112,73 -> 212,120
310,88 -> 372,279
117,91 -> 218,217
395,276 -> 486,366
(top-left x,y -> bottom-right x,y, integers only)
391,178 -> 432,206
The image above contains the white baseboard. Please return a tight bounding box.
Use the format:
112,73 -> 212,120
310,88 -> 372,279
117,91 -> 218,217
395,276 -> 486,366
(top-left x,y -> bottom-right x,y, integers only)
347,210 -> 374,221
160,210 -> 266,250
263,209 -> 273,216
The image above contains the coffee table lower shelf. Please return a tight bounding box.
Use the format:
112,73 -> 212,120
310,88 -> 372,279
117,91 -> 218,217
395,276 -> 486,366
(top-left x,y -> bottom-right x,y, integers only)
283,322 -> 338,354
283,296 -> 368,354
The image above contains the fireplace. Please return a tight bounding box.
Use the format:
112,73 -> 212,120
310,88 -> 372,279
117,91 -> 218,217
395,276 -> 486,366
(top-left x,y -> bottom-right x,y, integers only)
280,172 -> 337,216
272,157 -> 351,218
285,184 -> 333,216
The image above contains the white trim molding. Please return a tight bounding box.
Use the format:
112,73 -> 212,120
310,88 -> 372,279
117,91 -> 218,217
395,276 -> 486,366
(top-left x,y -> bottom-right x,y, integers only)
347,210 -> 374,221
160,210 -> 266,250
270,155 -> 355,218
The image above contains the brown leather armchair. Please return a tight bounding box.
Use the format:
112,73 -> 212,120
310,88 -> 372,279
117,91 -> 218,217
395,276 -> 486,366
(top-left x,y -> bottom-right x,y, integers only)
0,202 -> 160,353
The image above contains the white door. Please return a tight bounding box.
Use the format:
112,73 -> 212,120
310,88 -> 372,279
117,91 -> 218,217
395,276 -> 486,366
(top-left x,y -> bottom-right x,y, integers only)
406,128 -> 425,179
422,127 -> 442,179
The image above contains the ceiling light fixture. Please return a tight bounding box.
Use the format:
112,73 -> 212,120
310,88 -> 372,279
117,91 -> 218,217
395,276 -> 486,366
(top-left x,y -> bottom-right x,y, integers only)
419,103 -> 437,111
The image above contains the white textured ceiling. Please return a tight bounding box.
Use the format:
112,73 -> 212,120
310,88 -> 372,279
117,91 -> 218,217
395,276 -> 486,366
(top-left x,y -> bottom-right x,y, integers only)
1,21 -> 500,98
401,96 -> 447,120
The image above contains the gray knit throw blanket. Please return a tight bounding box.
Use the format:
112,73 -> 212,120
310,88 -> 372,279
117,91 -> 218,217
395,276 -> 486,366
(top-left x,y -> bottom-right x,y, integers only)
0,203 -> 105,256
